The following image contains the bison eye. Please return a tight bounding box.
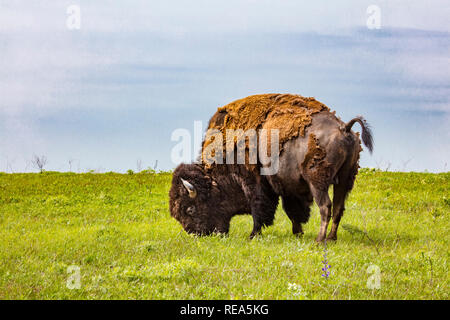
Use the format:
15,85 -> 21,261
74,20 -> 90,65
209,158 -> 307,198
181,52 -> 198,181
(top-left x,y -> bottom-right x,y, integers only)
186,206 -> 196,216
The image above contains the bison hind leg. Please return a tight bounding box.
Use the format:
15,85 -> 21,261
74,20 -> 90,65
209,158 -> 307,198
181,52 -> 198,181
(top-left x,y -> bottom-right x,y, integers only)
281,194 -> 313,236
327,162 -> 358,241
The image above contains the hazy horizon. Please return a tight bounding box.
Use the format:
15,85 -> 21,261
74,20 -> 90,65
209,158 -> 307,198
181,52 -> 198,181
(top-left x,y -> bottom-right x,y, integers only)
1,1 -> 449,173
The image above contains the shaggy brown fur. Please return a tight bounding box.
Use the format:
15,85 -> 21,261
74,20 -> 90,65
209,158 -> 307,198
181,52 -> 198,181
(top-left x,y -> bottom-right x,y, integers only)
301,133 -> 333,191
169,163 -> 278,237
202,94 -> 329,166
170,94 -> 374,242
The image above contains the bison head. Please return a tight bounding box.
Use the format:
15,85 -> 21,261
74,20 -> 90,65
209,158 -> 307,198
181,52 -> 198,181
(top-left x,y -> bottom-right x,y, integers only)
169,163 -> 229,235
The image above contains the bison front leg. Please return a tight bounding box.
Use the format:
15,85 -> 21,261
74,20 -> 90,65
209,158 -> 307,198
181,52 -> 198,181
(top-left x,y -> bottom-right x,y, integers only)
249,215 -> 263,239
281,195 -> 312,236
248,184 -> 278,239
309,185 -> 332,243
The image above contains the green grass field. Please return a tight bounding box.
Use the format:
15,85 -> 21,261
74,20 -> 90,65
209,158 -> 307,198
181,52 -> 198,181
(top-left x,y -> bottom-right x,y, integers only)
0,169 -> 448,299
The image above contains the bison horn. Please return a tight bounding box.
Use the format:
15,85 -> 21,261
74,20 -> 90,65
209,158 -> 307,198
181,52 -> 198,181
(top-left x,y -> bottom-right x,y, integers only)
180,178 -> 197,198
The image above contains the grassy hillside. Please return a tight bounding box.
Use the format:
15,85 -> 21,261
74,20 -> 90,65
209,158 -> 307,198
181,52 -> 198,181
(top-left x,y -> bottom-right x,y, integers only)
0,169 -> 448,299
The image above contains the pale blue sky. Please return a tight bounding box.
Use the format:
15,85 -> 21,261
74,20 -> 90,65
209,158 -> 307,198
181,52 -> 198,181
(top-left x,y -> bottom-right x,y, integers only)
0,1 -> 449,172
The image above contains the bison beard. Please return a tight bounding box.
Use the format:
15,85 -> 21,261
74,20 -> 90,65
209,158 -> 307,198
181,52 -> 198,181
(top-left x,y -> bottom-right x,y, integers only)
169,94 -> 373,242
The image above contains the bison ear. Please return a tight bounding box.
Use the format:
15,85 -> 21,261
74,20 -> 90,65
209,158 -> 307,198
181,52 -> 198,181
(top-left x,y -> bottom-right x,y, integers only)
180,178 -> 197,199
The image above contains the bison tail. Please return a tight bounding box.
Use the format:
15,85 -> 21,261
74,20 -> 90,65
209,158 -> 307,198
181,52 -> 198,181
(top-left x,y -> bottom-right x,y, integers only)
345,116 -> 374,154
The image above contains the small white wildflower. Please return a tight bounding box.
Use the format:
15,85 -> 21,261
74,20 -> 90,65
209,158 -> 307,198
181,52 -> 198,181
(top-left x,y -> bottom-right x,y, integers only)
287,283 -> 307,298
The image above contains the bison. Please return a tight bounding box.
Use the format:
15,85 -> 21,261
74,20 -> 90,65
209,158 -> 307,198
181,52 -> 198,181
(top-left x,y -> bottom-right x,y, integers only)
169,94 -> 373,242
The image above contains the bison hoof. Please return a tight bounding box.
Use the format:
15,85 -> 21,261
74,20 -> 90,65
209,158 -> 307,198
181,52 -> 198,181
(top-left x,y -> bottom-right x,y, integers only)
326,234 -> 337,241
249,231 -> 261,239
292,224 -> 303,236
315,236 -> 326,243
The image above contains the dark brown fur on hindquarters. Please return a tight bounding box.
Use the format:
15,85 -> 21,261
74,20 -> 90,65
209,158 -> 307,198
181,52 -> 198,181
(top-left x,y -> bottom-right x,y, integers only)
169,94 -> 373,241
270,110 -> 373,242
